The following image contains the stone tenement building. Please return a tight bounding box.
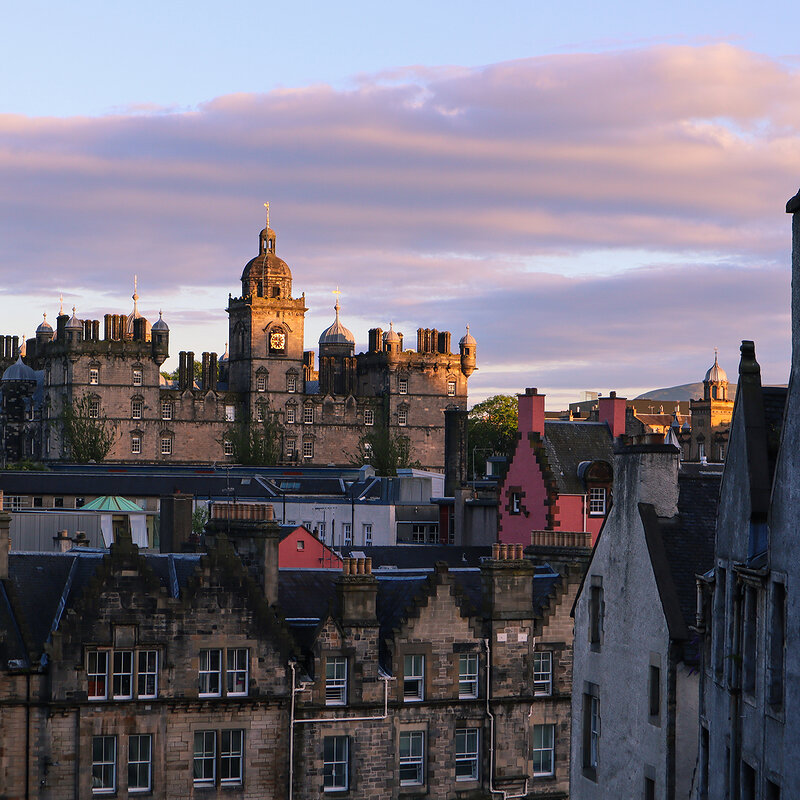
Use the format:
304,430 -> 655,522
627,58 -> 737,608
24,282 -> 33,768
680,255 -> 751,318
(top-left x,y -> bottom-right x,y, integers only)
0,501 -> 581,799
0,221 -> 476,469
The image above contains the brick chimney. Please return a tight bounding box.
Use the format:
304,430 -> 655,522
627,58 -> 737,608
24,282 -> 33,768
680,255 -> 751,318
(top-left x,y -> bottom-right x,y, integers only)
598,391 -> 627,439
54,530 -> 72,553
517,388 -> 545,437
337,557 -> 379,626
204,503 -> 281,606
481,544 -> 534,620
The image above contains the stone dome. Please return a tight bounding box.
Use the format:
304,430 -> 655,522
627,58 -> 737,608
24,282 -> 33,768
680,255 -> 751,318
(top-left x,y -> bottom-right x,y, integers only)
704,351 -> 727,384
219,342 -> 229,363
383,322 -> 400,343
65,307 -> 82,330
2,355 -> 37,382
36,313 -> 53,334
152,310 -> 169,332
241,227 -> 293,299
319,299 -> 355,346
459,324 -> 476,347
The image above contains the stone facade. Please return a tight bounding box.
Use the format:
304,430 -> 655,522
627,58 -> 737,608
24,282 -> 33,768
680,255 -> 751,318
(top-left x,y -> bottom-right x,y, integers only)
1,222 -> 475,470
0,504 -> 579,799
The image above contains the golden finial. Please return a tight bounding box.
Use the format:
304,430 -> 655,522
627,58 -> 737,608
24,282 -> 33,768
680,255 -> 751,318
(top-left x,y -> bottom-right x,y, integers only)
264,202 -> 270,229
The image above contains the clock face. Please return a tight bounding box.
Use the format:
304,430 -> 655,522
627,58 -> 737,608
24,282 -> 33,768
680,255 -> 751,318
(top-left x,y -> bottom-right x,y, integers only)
270,331 -> 286,351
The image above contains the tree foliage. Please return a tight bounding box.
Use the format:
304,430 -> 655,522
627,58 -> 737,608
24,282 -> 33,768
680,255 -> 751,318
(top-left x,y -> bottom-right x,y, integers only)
350,419 -> 420,476
60,395 -> 118,463
224,408 -> 284,466
467,394 -> 518,477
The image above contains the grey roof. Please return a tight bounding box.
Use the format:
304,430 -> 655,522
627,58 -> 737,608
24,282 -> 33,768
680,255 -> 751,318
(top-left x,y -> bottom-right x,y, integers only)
337,545 -> 492,569
543,421 -> 614,494
2,356 -> 37,382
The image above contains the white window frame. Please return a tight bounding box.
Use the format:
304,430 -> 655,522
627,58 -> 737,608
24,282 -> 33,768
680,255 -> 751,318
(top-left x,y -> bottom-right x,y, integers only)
399,378 -> 408,394
92,735 -> 116,794
412,524 -> 426,544
589,487 -> 606,516
132,368 -> 143,387
343,523 -> 352,546
325,656 -> 348,706
199,649 -> 222,697
447,380 -> 456,397
256,374 -> 267,392
399,731 -> 425,786
132,399 -> 143,420
403,654 -> 424,701
364,524 -> 372,546
398,409 -> 408,426
323,735 -> 349,791
89,399 -> 100,419
87,650 -> 109,700
161,437 -> 172,456
303,440 -> 314,459
589,696 -> 600,768
455,728 -> 479,781
223,439 -> 234,457
364,408 -> 374,426
193,730 -> 216,786
220,729 -> 244,786
286,438 -> 296,457
161,401 -> 173,421
459,653 -> 479,698
225,404 -> 236,422
287,405 -> 296,424
89,368 -> 99,385
287,374 -> 297,393
532,723 -> 555,776
112,650 -> 134,699
303,404 -> 314,424
533,651 -> 553,696
226,649 -> 249,696
128,734 -> 152,793
137,650 -> 158,699
131,435 -> 141,455
256,403 -> 265,422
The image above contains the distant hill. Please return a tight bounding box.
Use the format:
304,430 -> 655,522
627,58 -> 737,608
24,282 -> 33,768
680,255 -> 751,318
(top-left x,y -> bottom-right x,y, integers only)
635,382 -> 728,402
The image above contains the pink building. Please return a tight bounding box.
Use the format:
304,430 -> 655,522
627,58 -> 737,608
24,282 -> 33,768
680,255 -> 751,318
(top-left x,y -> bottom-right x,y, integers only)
498,388 -> 626,546
278,524 -> 343,569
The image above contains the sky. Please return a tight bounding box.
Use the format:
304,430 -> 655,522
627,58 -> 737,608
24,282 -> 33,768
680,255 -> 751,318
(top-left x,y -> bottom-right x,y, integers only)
2,1 -> 799,407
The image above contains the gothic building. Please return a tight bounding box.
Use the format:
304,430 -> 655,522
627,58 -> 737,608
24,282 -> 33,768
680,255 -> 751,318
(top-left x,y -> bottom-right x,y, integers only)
688,350 -> 734,463
0,221 -> 476,470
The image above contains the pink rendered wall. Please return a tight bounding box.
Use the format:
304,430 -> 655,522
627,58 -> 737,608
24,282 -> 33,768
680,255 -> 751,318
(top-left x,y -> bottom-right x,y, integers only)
279,527 -> 343,569
598,392 -> 627,438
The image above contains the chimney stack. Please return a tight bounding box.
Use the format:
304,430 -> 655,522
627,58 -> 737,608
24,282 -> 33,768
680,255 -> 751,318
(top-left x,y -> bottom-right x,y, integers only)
517,387 -> 545,437
598,390 -> 627,439
337,557 -> 378,626
160,494 -> 194,553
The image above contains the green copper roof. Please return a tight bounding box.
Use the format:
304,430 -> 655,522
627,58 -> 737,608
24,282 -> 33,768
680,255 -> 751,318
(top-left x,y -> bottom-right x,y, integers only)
80,496 -> 144,512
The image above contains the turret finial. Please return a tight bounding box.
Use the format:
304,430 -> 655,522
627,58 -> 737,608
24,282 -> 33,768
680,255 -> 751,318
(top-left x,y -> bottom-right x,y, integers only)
264,201 -> 270,230
59,293 -> 63,315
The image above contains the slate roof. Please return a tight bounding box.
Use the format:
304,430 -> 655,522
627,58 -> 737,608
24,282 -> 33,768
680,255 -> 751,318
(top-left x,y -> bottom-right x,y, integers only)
337,546 -> 492,569
542,421 -> 614,494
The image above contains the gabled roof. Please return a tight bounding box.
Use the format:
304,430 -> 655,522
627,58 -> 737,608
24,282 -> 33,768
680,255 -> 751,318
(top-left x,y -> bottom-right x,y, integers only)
542,421 -> 614,494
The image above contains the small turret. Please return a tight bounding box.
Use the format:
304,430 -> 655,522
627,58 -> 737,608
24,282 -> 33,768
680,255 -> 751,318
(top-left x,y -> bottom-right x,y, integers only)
36,313 -> 54,344
65,307 -> 82,345
383,322 -> 401,366
459,325 -> 477,377
151,310 -> 169,365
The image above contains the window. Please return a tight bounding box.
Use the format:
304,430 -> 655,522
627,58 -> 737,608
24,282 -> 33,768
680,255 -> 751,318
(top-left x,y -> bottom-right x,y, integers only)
193,731 -> 216,786
399,378 -> 408,394
89,399 -> 100,419
364,524 -> 373,545
131,435 -> 141,455
589,487 -> 606,515
364,408 -> 374,426
286,438 -> 296,457
510,491 -> 521,515
323,735 -> 349,791
741,761 -> 756,800
132,369 -> 143,386
458,653 -> 479,698
225,404 -> 236,422
398,409 -> 408,426
412,524 -> 426,544
399,731 -> 425,786
220,730 -> 244,786
88,650 -> 109,699
92,735 -> 116,793
33,496 -> 43,508
132,399 -> 143,420
223,439 -> 234,456
89,368 -> 99,385
768,580 -> 786,707
533,651 -> 553,696
742,584 -> 759,694
287,375 -> 297,393
532,724 -> 554,776
303,405 -> 314,424
645,776 -> 656,800
455,728 -> 479,781
128,734 -> 152,793
713,567 -> 727,678
719,445 -> 725,461
257,403 -> 265,422
199,649 -> 222,697
303,440 -> 314,459
113,650 -> 134,699
4,495 -> 26,511
582,689 -> 600,774
649,664 -> 661,721
318,521 -> 326,543
257,374 -> 266,392
447,380 -> 456,396
343,523 -> 352,546
325,657 -> 347,705
227,649 -> 249,695
589,578 -> 603,649
287,405 -> 296,424
698,442 -> 706,461
54,496 -> 64,508
403,654 -> 424,701
296,539 -> 304,551
137,651 -> 158,698
161,401 -> 173,420
161,437 -> 172,455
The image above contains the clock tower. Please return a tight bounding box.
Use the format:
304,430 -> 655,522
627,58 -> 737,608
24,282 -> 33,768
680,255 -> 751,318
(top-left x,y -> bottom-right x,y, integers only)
227,221 -> 307,417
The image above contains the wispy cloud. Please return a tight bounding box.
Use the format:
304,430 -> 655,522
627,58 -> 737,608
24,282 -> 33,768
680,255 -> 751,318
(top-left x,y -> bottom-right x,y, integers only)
1,44 -> 797,403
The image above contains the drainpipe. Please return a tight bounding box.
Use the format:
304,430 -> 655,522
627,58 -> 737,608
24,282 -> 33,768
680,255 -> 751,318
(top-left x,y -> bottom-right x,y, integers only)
288,661 -> 393,800
485,639 -> 529,800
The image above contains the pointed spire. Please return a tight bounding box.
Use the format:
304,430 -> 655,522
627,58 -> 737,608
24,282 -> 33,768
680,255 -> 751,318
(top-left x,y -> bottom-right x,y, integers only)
132,275 -> 139,314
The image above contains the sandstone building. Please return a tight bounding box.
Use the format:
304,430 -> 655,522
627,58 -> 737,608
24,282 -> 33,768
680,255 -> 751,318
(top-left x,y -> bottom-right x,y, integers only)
0,221 -> 476,470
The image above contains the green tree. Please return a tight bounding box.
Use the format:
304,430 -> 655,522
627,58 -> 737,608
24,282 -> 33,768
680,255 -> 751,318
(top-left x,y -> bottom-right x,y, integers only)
350,419 -> 420,476
223,408 -> 284,466
60,395 -> 118,463
467,394 -> 518,478
160,362 -> 203,383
